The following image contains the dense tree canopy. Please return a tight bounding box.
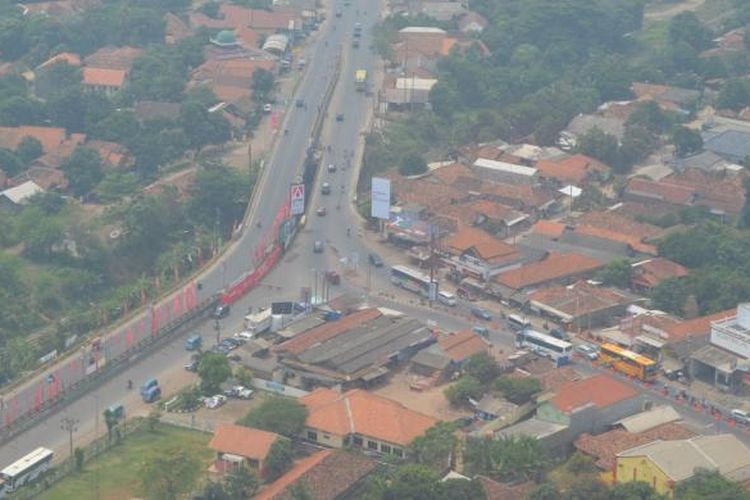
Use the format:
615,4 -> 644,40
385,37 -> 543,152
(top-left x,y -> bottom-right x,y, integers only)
239,397 -> 308,437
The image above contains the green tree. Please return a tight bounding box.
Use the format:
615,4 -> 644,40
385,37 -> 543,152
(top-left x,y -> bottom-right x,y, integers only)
567,452 -> 597,474
411,422 -> 457,469
23,217 -> 65,261
494,376 -> 542,404
147,408 -> 161,432
444,375 -> 484,407
652,277 -> 690,316
240,397 -> 308,437
625,101 -> 670,134
596,259 -> 633,288
62,147 -> 104,197
16,136 -> 43,165
251,68 -> 275,101
74,447 -> 85,472
399,153 -> 428,176
234,366 -> 254,388
668,12 -> 713,51
675,468 -> 750,499
198,352 -> 232,395
439,479 -> 487,500
717,78 -> 750,111
529,483 -> 561,500
576,127 -> 619,168
180,101 -> 232,151
739,178 -> 750,229
189,164 -> 250,232
610,481 -> 667,500
139,445 -> 201,500
265,438 -> 294,481
94,172 -> 140,203
464,352 -> 502,384
226,463 -> 259,498
464,435 -> 548,483
671,126 -> 703,157
0,148 -> 22,176
564,476 -> 610,500
383,464 -> 441,500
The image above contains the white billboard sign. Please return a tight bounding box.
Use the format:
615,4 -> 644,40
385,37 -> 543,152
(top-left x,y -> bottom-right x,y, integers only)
371,177 -> 391,220
290,183 -> 305,216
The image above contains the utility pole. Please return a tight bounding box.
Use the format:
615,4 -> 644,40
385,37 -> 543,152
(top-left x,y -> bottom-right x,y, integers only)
60,416 -> 79,459
214,318 -> 221,346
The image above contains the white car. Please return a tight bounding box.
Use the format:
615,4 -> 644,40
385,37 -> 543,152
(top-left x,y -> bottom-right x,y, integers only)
205,394 -> 227,409
732,409 -> 750,425
575,344 -> 599,360
263,103 -> 272,113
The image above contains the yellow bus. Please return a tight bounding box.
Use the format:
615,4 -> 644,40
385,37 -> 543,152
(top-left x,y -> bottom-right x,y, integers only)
598,343 -> 658,381
355,70 -> 367,91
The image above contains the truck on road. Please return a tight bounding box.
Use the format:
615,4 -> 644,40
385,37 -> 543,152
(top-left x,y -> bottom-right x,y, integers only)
244,308 -> 272,335
355,70 -> 367,92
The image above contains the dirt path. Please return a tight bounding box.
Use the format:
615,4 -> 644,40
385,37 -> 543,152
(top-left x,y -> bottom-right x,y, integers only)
644,0 -> 707,22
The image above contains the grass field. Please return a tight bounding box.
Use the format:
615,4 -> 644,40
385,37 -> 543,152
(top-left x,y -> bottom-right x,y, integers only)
38,424 -> 213,500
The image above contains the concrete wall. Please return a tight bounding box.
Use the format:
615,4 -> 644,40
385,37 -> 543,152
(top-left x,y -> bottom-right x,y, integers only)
616,456 -> 673,497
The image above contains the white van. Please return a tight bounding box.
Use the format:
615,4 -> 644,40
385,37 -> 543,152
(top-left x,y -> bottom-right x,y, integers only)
438,291 -> 457,306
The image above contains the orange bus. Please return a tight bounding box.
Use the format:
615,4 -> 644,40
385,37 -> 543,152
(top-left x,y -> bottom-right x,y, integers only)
598,343 -> 658,381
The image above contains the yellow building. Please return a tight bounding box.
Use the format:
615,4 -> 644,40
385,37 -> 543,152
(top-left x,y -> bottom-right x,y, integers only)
615,434 -> 750,497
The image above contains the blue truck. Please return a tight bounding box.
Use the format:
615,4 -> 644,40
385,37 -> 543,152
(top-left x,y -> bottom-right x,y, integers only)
140,378 -> 160,403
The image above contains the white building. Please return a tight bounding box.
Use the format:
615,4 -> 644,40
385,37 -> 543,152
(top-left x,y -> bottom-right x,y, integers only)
472,158 -> 538,185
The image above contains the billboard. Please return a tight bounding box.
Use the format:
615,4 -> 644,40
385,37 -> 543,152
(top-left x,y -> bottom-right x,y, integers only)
371,177 -> 391,219
290,183 -> 305,216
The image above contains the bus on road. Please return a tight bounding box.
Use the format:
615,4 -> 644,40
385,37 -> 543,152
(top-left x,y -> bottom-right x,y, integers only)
598,343 -> 658,381
391,265 -> 437,299
507,314 -> 531,331
1,447 -> 54,495
516,329 -> 572,366
355,70 -> 367,91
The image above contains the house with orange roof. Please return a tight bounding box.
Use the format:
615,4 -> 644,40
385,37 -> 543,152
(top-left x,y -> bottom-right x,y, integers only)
82,67 -> 127,96
299,388 -> 438,455
208,424 -> 280,477
531,219 -> 567,240
498,373 -> 644,456
255,449 -> 376,500
83,46 -> 143,71
0,126 -> 67,155
536,154 -> 610,186
85,140 -> 135,170
631,258 -> 689,292
411,329 -> 490,379
494,252 -> 605,292
443,226 -> 524,281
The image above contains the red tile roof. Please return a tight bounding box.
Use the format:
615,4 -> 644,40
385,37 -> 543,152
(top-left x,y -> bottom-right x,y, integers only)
277,309 -> 382,356
82,67 -> 126,88
575,423 -> 696,471
0,126 -> 67,154
300,388 -> 438,447
531,219 -> 566,239
248,8 -> 301,30
495,252 -> 605,290
208,424 -> 279,461
477,476 -> 536,500
550,373 -> 638,415
445,227 -> 519,263
438,329 -> 489,362
536,154 -> 609,184
663,308 -> 736,343
632,258 -> 689,290
529,281 -> 635,318
256,450 -> 376,500
83,46 -> 143,71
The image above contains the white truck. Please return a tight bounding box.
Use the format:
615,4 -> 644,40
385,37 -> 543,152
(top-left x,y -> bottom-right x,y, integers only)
243,308 -> 272,335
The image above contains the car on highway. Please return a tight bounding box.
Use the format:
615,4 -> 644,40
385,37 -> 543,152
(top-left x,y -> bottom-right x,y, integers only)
335,10 -> 342,17
316,207 -> 327,216
295,98 -> 305,108
336,113 -> 344,121
321,182 -> 331,195
327,163 -> 337,172
263,103 -> 272,113
732,409 -> 750,425
368,253 -> 383,267
471,307 -> 492,321
574,344 -> 599,360
211,304 -> 230,319
313,240 -> 324,253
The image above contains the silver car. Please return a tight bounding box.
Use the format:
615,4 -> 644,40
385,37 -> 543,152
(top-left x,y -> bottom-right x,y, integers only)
575,344 -> 599,360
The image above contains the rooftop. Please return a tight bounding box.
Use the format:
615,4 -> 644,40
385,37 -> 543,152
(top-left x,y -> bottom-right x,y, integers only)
615,405 -> 682,434
256,449 -> 376,500
208,424 -> 279,461
529,281 -> 638,323
82,67 -> 127,88
495,252 -> 605,290
437,329 -> 490,362
536,154 -> 609,184
0,126 -> 67,154
575,422 -> 695,470
631,258 -> 689,290
497,417 -> 567,440
473,158 -> 538,177
550,373 -> 638,415
445,227 -> 519,262
300,388 -> 438,447
1,180 -> 44,205
276,309 -> 381,356
531,220 -> 567,240
618,434 -> 750,482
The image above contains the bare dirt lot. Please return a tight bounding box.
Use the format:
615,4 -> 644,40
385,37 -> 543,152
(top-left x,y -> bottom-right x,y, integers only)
374,368 -> 472,421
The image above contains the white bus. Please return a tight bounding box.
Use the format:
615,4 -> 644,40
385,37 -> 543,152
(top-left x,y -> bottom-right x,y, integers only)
507,314 -> 531,331
516,329 -> 572,366
1,447 -> 54,494
391,265 -> 437,298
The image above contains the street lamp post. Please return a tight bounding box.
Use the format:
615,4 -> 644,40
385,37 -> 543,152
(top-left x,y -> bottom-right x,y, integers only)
60,416 -> 79,458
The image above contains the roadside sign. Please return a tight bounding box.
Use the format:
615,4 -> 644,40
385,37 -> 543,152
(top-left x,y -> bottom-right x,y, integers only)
290,184 -> 305,215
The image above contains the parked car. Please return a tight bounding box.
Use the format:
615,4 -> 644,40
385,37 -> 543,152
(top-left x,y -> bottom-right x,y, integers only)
205,394 -> 227,409
327,163 -> 336,173
472,326 -> 489,338
313,240 -> 324,253
732,409 -> 750,425
471,307 -> 492,321
224,385 -> 254,399
316,207 -> 327,216
212,304 -> 230,319
234,331 -> 252,343
368,253 -> 383,267
222,338 -> 241,348
325,270 -> 340,285
184,359 -> 199,372
321,182 -> 331,195
574,344 -> 599,360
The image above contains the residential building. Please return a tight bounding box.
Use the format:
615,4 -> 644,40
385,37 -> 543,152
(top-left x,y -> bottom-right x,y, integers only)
0,126 -> 67,154
299,388 -> 438,456
443,227 -> 522,281
247,8 -> 303,34
536,154 -> 609,186
494,252 -> 605,293
472,158 -> 538,185
529,281 -> 641,330
702,129 -> 750,164
275,308 -> 434,388
256,449 -> 376,500
476,476 -> 536,500
631,258 -> 689,292
82,67 -> 127,96
86,140 -> 135,170
83,46 -> 143,71
631,82 -> 701,113
384,77 -> 438,109
0,181 -> 44,211
615,435 -> 750,496
458,12 -> 488,33
410,329 -> 490,379
208,424 -> 280,476
413,1 -> 468,22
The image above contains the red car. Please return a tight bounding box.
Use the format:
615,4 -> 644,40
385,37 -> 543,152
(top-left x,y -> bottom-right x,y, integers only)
325,271 -> 340,285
